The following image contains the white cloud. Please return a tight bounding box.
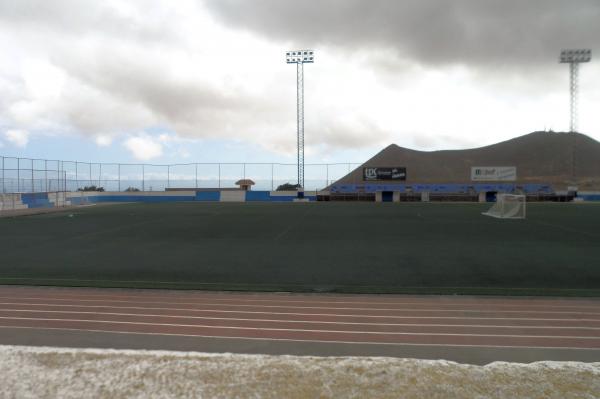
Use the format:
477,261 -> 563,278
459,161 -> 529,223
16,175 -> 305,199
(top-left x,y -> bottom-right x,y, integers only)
0,0 -> 598,162
4,129 -> 30,148
123,135 -> 163,161
95,135 -> 113,147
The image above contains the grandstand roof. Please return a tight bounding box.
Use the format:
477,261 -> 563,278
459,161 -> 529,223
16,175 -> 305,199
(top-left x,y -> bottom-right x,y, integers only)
235,179 -> 255,186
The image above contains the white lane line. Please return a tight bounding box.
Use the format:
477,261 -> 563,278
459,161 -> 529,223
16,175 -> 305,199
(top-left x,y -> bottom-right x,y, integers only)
1,316 -> 599,340
2,293 -> 599,311
1,325 -> 599,351
1,308 -> 599,331
0,297 -> 598,315
1,302 -> 599,322
3,291 -> 596,310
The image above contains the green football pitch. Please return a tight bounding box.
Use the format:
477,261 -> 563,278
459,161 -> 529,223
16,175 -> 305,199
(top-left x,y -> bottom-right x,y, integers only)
1,202 -> 599,296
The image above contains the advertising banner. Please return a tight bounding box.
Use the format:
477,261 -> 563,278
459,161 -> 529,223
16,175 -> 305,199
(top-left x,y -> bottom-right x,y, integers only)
363,167 -> 407,181
471,166 -> 517,181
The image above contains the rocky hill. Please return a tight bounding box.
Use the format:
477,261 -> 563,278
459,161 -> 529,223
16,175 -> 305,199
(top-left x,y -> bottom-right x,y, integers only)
333,132 -> 600,189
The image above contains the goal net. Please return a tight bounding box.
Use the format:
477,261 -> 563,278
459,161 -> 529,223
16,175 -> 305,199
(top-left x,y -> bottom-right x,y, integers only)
482,193 -> 526,219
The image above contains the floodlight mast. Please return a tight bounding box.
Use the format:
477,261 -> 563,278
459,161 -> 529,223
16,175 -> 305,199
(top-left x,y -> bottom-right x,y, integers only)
286,50 -> 314,190
560,49 -> 592,133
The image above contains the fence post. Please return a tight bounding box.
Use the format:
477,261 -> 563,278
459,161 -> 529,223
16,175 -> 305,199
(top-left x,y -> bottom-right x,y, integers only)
75,161 -> 79,191
99,163 -> 102,188
118,164 -> 121,192
271,163 -> 274,191
218,164 -> 221,188
17,158 -> 20,193
31,159 -> 34,193
89,162 -> 92,188
63,169 -> 66,203
142,164 -> 145,192
326,164 -> 329,187
1,156 -> 4,194
167,165 -> 170,189
195,163 -> 198,188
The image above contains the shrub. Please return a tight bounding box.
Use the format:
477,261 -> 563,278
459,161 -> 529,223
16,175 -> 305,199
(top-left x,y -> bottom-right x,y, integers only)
276,183 -> 300,191
77,185 -> 105,192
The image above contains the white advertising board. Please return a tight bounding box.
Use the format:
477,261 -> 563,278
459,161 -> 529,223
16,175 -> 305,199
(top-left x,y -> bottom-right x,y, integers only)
471,166 -> 517,181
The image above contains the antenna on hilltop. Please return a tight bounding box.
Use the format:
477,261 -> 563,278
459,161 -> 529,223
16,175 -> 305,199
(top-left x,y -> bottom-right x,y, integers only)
559,49 -> 591,133
286,49 -> 314,191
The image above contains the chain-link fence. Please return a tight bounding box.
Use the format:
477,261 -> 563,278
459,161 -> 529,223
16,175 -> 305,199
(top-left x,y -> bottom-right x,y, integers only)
0,156 -> 360,194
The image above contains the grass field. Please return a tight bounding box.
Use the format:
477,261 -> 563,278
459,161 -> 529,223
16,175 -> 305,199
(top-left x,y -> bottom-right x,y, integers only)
1,202 -> 599,296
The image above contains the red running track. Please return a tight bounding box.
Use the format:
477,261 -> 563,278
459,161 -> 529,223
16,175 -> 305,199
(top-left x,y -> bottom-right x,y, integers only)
0,286 -> 599,349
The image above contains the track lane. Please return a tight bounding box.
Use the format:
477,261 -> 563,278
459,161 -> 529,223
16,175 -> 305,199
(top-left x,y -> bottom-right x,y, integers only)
1,309 -> 600,337
1,317 -> 599,349
1,286 -> 599,308
3,303 -> 600,327
1,298 -> 599,319
0,286 -> 598,351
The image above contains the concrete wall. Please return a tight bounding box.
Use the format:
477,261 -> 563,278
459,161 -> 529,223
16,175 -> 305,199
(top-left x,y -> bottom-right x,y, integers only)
64,190 -> 318,205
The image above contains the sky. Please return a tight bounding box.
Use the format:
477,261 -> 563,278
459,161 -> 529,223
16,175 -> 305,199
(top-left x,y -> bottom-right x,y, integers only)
0,0 -> 599,165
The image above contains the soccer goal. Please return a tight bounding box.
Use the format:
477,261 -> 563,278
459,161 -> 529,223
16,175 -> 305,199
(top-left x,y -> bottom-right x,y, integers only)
482,193 -> 526,219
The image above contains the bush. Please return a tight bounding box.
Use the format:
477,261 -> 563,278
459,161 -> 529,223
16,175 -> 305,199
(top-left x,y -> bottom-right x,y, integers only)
77,185 -> 105,192
124,187 -> 141,192
276,183 -> 300,191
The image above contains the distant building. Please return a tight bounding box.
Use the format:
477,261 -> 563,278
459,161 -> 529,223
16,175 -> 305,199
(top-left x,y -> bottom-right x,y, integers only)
235,179 -> 255,191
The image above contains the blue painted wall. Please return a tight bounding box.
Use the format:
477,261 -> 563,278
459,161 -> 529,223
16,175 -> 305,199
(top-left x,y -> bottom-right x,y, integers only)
65,190 -> 316,204
196,191 -> 220,201
69,195 -> 195,204
270,195 -> 317,202
21,192 -> 53,208
578,195 -> 600,201
245,191 -> 271,201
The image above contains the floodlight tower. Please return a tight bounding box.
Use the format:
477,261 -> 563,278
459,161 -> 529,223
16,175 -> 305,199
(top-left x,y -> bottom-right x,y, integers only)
560,49 -> 592,133
286,49 -> 314,190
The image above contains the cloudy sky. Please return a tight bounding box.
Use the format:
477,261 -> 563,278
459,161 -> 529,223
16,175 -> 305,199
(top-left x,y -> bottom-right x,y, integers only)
0,0 -> 599,164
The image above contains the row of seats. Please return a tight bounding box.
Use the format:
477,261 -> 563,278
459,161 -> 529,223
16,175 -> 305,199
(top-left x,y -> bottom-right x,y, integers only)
330,184 -> 554,194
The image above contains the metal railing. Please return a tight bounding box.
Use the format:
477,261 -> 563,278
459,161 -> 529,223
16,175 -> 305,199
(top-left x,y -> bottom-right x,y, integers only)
0,156 -> 360,194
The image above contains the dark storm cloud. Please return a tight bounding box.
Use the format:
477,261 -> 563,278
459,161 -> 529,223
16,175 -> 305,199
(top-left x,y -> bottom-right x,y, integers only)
204,0 -> 600,67
55,52 -> 289,137
0,0 -> 175,44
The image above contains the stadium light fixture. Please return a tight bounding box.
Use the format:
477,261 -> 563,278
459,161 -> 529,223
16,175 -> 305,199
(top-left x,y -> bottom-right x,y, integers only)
560,49 -> 592,133
286,49 -> 314,190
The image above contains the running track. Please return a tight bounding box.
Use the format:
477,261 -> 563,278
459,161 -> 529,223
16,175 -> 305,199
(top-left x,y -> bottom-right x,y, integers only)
1,286 -> 599,364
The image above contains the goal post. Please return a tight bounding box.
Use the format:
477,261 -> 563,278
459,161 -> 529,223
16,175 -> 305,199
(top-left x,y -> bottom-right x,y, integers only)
482,193 -> 526,219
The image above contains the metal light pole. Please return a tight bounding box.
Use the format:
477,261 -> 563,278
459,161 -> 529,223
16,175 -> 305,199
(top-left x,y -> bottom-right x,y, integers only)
286,49 -> 314,190
560,49 -> 591,133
